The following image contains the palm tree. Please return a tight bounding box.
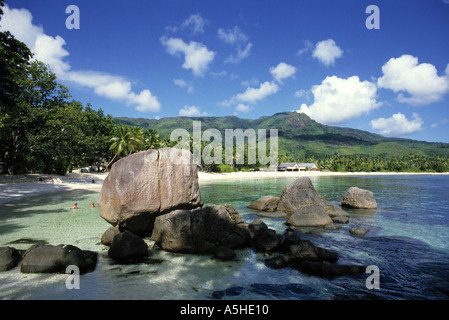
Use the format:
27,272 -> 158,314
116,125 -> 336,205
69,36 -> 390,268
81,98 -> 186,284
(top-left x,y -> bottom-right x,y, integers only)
106,125 -> 134,170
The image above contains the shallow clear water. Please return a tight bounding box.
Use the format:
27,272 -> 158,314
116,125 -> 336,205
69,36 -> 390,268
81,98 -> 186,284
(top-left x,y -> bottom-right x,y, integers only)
0,175 -> 448,300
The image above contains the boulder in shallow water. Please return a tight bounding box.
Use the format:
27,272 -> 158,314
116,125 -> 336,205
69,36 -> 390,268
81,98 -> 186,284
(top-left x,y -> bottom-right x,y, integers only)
247,195 -> 280,212
98,148 -> 203,237
286,205 -> 334,227
248,219 -> 283,252
151,204 -> 250,254
101,226 -> 121,246
0,247 -> 22,272
340,187 -> 377,209
277,177 -> 349,218
20,244 -> 97,274
108,230 -> 149,261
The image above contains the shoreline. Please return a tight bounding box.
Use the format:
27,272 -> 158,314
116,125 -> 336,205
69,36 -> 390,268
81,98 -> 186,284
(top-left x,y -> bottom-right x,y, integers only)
197,170 -> 449,183
0,171 -> 447,205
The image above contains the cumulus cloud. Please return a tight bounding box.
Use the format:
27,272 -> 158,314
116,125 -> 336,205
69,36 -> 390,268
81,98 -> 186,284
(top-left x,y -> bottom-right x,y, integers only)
174,78 -> 194,94
166,13 -> 206,35
179,105 -> 208,116
370,113 -> 423,136
161,36 -> 215,76
217,26 -> 252,64
236,81 -> 279,104
312,39 -> 343,66
235,104 -> 252,113
270,62 -> 297,83
297,75 -> 380,124
0,5 -> 161,112
377,55 -> 449,106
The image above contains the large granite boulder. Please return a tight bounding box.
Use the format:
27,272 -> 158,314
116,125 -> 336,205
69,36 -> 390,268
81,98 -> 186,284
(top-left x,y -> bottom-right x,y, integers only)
0,247 -> 22,271
286,205 -> 334,227
98,148 -> 203,236
151,204 -> 250,254
340,187 -> 377,209
20,244 -> 97,274
277,177 -> 349,218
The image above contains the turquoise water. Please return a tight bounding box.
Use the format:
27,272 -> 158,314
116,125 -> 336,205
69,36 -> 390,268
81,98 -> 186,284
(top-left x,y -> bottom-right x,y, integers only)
0,175 -> 448,300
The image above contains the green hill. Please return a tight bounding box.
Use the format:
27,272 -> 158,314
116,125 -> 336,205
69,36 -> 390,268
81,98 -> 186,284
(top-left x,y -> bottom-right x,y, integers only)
115,111 -> 449,160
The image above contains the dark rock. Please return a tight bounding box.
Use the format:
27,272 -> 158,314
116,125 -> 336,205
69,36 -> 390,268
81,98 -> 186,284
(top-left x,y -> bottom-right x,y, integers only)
286,205 -> 334,227
247,195 -> 280,211
340,187 -> 377,209
350,227 -> 370,237
98,148 -> 203,236
151,204 -> 250,254
101,226 -> 121,246
213,246 -> 236,261
248,219 -> 283,252
266,255 -> 289,269
20,244 -> 97,274
277,177 -> 349,218
291,260 -> 366,278
288,240 -> 339,263
108,231 -> 149,261
0,247 -> 22,272
332,216 -> 349,224
212,286 -> 245,299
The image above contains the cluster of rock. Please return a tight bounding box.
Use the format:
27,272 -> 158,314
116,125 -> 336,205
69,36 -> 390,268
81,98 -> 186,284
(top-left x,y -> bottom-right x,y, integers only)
0,148 -> 377,279
0,244 -> 97,273
248,177 -> 377,235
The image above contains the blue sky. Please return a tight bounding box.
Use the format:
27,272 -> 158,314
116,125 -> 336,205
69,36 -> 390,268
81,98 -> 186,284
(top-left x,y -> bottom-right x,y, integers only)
1,0 -> 449,142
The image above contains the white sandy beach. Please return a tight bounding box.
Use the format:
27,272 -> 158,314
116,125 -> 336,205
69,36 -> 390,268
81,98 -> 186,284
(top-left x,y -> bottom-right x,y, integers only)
0,170 -> 447,205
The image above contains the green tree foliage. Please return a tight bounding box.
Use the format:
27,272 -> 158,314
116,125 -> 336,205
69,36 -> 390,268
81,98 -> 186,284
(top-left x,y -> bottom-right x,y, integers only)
0,30 -> 114,174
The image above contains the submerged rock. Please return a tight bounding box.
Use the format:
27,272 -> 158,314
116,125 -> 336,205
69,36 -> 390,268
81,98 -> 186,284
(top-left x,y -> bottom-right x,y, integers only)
20,244 -> 97,274
98,148 -> 203,237
0,247 -> 22,272
340,187 -> 377,209
350,227 -> 370,237
291,261 -> 366,278
213,246 -> 236,261
277,177 -> 349,218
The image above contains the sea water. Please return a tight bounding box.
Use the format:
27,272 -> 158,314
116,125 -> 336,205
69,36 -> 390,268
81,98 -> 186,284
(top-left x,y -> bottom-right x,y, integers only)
0,175 -> 448,300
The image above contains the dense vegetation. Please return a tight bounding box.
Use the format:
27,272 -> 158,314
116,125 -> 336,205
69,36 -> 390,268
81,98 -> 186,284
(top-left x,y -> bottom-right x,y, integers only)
1,1 -> 448,174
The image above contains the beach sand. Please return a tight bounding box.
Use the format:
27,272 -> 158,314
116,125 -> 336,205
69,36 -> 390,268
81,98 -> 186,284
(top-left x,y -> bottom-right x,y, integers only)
1,170 -> 447,205
0,172 -> 107,205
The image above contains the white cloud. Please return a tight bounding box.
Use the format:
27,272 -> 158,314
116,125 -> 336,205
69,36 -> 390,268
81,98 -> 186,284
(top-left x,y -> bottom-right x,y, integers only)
297,75 -> 380,124
217,26 -> 248,44
236,81 -> 279,104
370,113 -> 423,136
296,40 -> 314,56
270,62 -> 297,83
235,104 -> 252,113
173,78 -> 194,94
217,26 -> 252,64
179,105 -> 208,116
312,39 -> 343,66
0,5 -> 161,112
166,13 -> 206,35
431,118 -> 449,128
161,37 -> 215,76
377,55 -> 449,106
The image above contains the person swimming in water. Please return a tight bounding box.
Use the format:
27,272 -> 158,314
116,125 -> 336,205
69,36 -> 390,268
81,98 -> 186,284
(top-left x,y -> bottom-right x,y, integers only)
90,202 -> 95,208
71,203 -> 78,209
